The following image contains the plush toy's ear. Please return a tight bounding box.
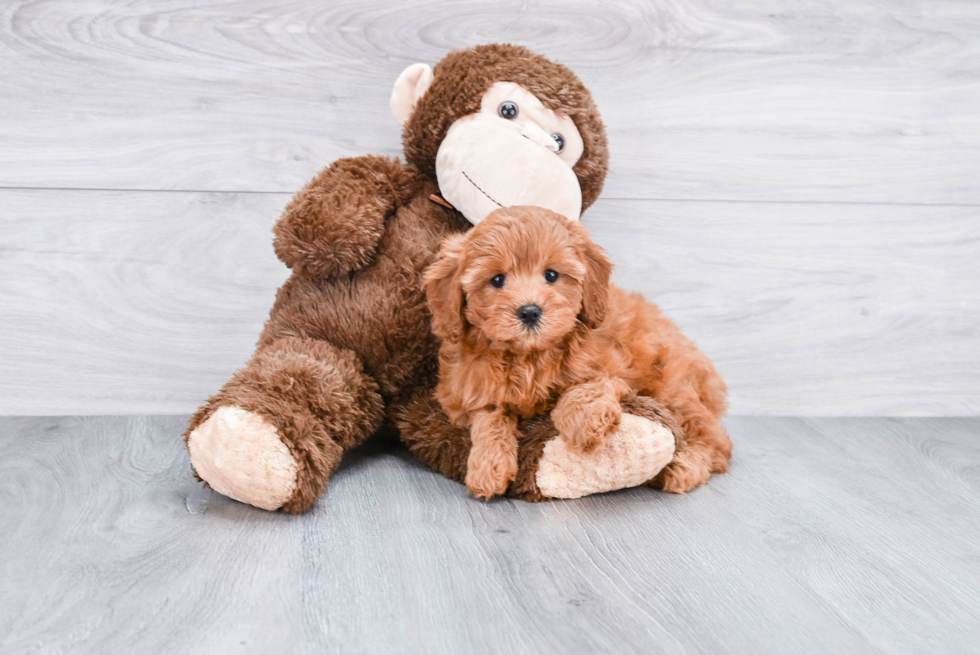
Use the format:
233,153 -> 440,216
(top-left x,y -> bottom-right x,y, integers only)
391,63 -> 434,127
568,221 -> 612,328
424,233 -> 468,342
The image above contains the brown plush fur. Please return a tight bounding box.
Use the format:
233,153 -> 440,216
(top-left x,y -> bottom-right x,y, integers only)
426,207 -> 732,499
185,45 -> 612,513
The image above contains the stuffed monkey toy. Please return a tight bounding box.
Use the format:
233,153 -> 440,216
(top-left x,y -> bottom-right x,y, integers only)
184,44 -> 684,514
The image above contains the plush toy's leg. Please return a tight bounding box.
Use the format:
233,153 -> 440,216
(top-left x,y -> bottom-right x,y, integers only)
391,393 -> 680,501
185,337 -> 383,514
648,387 -> 732,494
390,394 -> 471,488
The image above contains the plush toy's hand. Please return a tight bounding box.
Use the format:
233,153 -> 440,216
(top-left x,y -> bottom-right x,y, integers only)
392,391 -> 682,502
552,378 -> 630,453
535,411 -> 677,500
273,156 -> 417,277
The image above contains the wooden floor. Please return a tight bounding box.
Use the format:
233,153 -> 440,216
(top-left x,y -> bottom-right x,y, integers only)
1,416 -> 978,654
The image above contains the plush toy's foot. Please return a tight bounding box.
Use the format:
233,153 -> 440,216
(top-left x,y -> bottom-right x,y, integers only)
534,413 -> 675,499
185,336 -> 384,513
186,406 -> 298,511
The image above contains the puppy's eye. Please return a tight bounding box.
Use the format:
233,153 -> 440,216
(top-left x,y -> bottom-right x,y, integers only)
490,274 -> 506,288
551,134 -> 564,153
544,270 -> 559,283
498,101 -> 518,119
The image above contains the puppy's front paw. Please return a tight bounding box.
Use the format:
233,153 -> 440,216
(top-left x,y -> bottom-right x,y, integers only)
465,442 -> 518,500
554,397 -> 622,454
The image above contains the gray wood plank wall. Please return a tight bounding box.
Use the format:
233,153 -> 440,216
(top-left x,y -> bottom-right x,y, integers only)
1,0 -> 978,416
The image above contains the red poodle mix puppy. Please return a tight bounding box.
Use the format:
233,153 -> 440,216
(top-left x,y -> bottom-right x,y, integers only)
425,206 -> 732,499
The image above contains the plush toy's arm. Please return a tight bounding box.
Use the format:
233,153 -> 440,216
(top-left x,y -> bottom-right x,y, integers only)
273,155 -> 418,277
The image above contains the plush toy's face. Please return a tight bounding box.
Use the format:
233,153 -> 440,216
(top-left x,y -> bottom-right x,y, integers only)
391,49 -> 604,226
432,82 -> 584,225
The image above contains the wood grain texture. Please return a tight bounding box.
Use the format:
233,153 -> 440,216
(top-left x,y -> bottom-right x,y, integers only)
1,0 -> 978,415
1,415 -> 978,654
0,0 -> 979,204
0,189 -> 291,415
593,200 -> 980,416
1,189 -> 976,416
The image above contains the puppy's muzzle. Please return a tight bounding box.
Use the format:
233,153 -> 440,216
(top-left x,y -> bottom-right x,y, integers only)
517,304 -> 542,328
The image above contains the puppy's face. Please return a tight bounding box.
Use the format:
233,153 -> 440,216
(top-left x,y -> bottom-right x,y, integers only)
426,206 -> 612,352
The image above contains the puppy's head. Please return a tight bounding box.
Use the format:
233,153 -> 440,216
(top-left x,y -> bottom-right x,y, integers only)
425,206 -> 612,351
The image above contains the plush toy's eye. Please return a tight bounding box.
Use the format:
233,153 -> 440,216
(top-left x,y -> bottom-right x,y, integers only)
498,101 -> 518,119
551,134 -> 565,152
490,274 -> 506,288
544,270 -> 559,283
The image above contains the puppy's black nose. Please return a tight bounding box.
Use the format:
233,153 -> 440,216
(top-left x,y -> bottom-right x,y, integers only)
517,304 -> 542,327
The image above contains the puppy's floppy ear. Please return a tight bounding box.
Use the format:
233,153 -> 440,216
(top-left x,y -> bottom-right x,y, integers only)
568,221 -> 612,327
425,233 -> 468,341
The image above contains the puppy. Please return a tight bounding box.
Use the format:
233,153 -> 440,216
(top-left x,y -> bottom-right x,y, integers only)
425,206 -> 732,500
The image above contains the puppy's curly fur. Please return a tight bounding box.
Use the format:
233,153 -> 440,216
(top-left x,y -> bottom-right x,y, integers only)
426,206 -> 732,499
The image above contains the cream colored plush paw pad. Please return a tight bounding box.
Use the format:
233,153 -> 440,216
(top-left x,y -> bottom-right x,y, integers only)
187,406 -> 298,511
536,414 -> 675,499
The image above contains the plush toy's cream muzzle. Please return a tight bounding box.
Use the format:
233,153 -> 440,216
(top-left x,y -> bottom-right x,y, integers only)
435,113 -> 583,225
